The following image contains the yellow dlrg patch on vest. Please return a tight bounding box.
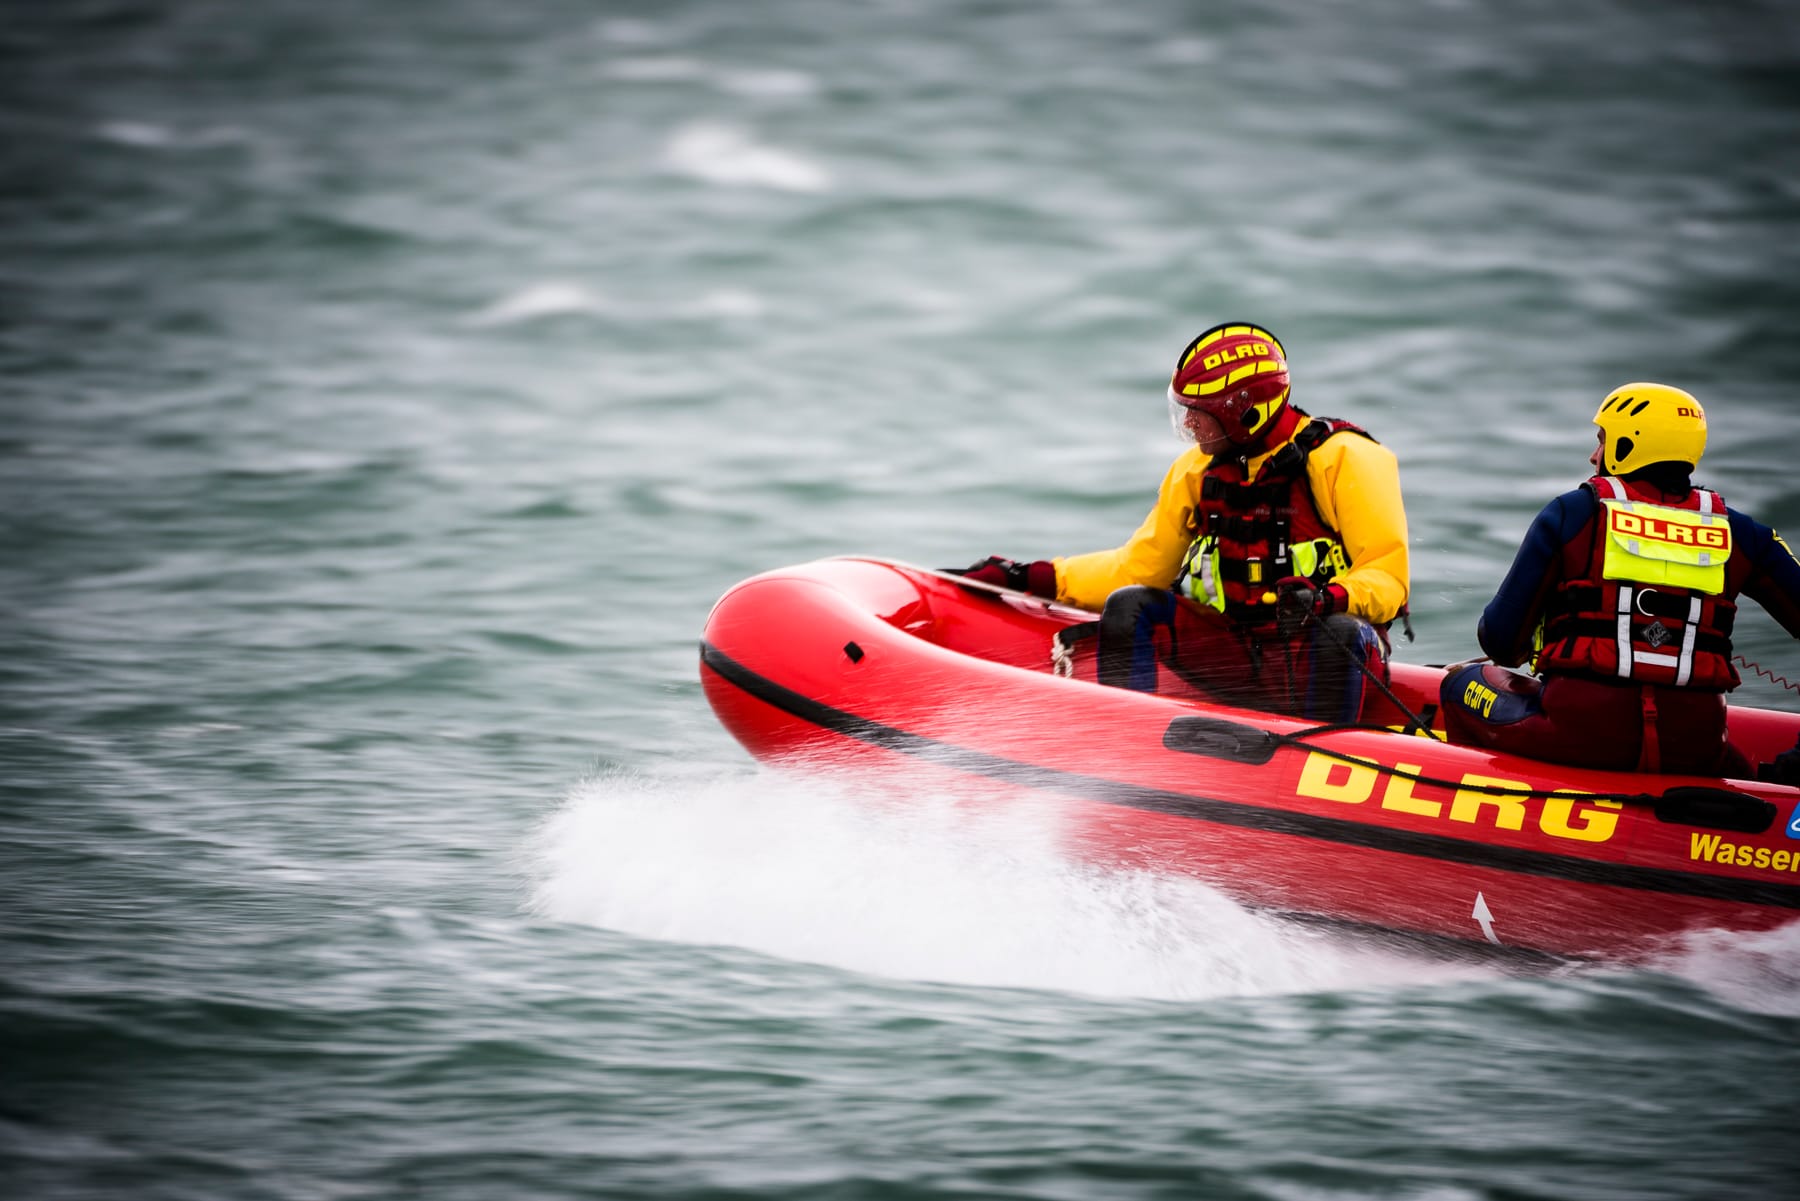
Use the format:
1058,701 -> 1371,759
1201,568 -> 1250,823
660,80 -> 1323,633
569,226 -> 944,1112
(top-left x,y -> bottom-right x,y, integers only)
1605,505 -> 1729,551
1599,499 -> 1731,592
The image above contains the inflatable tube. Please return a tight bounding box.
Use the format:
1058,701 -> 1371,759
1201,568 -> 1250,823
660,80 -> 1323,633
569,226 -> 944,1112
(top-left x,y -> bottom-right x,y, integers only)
701,557 -> 1800,958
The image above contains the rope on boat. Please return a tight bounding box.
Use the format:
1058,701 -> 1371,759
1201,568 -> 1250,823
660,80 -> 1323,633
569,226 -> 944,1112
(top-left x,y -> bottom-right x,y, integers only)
913,556 -> 1786,819
1735,654 -> 1800,696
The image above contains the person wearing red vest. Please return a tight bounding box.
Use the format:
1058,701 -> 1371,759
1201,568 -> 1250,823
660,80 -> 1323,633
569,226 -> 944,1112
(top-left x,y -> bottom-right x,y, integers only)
1441,383 -> 1800,775
956,322 -> 1411,722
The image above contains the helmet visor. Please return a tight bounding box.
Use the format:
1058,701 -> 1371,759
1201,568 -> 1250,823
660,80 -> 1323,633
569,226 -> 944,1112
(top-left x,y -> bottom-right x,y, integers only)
1168,385 -> 1229,450
1168,385 -> 1195,442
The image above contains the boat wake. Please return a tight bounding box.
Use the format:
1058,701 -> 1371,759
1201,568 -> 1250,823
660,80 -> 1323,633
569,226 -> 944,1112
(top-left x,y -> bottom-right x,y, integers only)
526,768 -> 1498,1001
1646,922 -> 1800,1017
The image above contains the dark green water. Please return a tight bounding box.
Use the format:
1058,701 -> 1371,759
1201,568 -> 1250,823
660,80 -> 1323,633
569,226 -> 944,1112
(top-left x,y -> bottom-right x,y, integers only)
5,2 -> 1800,1197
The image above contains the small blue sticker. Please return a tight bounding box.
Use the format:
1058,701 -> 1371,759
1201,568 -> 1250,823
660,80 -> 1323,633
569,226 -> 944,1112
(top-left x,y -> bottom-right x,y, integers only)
1787,804 -> 1800,840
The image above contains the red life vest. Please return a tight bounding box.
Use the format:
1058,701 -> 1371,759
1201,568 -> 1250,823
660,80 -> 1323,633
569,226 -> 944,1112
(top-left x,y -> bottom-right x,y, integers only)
1535,475 -> 1740,690
1180,416 -> 1376,624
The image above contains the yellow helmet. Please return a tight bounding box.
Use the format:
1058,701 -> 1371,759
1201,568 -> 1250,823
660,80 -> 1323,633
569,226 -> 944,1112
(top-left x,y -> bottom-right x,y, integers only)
1592,382 -> 1707,475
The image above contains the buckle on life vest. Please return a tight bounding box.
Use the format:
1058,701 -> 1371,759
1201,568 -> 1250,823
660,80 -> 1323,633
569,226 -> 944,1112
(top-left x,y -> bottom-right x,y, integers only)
1264,443 -> 1306,477
1633,587 -> 1692,621
1636,687 -> 1661,773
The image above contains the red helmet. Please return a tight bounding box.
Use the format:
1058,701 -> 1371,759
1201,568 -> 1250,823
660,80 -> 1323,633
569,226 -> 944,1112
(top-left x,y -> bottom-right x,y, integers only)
1167,323 -> 1290,449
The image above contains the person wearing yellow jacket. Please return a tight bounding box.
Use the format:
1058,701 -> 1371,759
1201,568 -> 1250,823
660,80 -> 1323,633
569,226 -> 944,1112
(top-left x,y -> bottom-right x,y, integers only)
957,322 -> 1411,722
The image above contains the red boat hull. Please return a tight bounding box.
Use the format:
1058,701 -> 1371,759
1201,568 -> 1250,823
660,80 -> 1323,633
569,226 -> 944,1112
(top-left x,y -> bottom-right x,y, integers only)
701,557 -> 1800,958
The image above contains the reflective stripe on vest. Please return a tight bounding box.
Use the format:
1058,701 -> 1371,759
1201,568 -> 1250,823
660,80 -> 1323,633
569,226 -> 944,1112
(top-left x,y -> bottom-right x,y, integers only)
1178,536 -> 1224,611
1595,478 -> 1728,687
1597,477 -> 1730,594
1174,533 -> 1345,612
1171,418 -> 1364,618
1608,585 -> 1706,686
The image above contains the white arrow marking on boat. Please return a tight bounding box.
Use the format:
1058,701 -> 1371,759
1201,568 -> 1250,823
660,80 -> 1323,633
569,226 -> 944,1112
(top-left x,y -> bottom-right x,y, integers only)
1471,892 -> 1501,945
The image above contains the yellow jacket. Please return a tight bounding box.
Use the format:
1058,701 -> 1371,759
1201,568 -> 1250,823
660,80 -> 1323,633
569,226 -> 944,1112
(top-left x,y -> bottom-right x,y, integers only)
1055,424 -> 1411,622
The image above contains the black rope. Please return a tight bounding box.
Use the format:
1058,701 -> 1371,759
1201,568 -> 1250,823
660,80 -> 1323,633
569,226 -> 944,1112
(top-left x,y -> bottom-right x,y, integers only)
1293,606 -> 1440,738
1736,654 -> 1800,696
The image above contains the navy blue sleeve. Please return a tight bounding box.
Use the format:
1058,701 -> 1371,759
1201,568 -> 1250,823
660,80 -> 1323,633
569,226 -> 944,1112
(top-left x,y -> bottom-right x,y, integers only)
1476,487 -> 1598,667
1728,507 -> 1800,640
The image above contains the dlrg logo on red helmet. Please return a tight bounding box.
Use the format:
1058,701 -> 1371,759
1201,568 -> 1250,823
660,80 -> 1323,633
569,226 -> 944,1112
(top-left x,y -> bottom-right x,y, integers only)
1198,341 -> 1276,372
1170,323 -> 1292,446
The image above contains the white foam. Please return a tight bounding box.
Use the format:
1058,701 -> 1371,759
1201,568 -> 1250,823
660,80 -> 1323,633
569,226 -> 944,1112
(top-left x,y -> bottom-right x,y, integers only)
717,69 -> 820,100
597,18 -> 665,46
688,289 -> 767,319
605,58 -> 818,100
604,56 -> 703,83
95,121 -> 250,150
466,282 -> 608,328
97,121 -> 176,148
661,123 -> 831,193
1650,920 -> 1800,1016
1153,38 -> 1219,66
526,769 -> 1489,1001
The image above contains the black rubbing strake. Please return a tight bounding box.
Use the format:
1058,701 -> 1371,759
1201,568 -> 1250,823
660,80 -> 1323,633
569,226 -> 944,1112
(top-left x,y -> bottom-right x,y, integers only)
698,640 -> 1800,909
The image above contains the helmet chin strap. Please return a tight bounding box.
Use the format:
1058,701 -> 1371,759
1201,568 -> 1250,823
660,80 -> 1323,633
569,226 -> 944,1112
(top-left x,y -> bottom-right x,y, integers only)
1218,437 -> 1257,463
1225,403 -> 1303,460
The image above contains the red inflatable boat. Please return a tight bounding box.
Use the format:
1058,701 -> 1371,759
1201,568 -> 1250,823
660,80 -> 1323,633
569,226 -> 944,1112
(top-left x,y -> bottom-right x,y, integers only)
700,557 -> 1800,958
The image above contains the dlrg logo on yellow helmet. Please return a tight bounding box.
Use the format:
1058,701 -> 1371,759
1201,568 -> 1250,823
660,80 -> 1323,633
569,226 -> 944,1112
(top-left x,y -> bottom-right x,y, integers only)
1593,382 -> 1708,475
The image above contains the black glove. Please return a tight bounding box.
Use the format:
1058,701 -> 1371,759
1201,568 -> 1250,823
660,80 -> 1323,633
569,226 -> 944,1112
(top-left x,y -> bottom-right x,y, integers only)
1275,576 -> 1347,638
949,556 -> 1058,599
1760,735 -> 1800,787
